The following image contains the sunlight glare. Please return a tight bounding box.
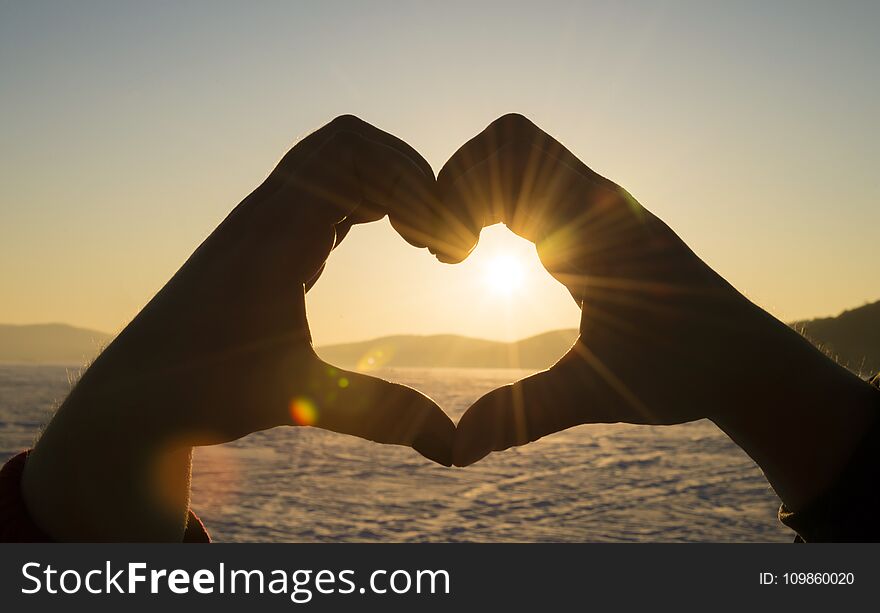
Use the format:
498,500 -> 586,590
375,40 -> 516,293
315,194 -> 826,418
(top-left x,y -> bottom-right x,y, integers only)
485,254 -> 525,295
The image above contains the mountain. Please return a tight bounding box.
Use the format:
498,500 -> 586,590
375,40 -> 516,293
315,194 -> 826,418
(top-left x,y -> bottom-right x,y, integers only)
315,329 -> 580,370
0,324 -> 112,364
792,300 -> 880,378
317,300 -> 880,373
1,299 -> 877,373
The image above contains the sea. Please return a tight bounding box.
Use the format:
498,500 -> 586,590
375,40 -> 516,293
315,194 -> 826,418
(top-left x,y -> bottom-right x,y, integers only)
0,364 -> 792,542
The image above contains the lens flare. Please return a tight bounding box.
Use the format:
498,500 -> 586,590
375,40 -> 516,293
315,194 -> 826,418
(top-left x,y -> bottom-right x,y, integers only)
356,346 -> 393,371
289,397 -> 318,426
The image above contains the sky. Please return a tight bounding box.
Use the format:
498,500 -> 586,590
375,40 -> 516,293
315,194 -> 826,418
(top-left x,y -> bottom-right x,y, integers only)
1,0 -> 877,345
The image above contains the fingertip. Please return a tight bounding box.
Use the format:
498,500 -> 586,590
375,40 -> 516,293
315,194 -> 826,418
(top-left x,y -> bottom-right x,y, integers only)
401,389 -> 456,467
451,440 -> 490,468
391,215 -> 478,264
430,240 -> 477,264
451,399 -> 497,467
434,253 -> 462,265
427,216 -> 481,264
414,432 -> 454,467
422,411 -> 456,466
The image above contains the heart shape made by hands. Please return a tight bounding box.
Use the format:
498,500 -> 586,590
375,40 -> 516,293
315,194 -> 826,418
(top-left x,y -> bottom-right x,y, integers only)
305,113 -> 757,470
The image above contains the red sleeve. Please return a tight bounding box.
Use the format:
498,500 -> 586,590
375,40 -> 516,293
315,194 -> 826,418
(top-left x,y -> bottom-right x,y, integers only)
0,450 -> 210,543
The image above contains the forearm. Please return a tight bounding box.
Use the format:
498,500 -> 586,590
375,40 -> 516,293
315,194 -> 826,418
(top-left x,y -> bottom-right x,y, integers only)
20,371 -> 194,542
711,320 -> 879,513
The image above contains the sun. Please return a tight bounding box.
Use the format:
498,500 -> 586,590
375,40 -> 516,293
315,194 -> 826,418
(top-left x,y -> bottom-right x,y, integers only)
485,254 -> 525,295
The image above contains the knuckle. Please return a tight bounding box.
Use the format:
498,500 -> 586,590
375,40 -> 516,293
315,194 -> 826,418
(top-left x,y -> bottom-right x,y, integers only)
322,129 -> 367,158
499,139 -> 536,163
327,113 -> 367,133
489,112 -> 537,133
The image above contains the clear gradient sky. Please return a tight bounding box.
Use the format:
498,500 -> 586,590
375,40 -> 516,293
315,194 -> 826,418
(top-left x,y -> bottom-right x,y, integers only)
1,1 -> 877,345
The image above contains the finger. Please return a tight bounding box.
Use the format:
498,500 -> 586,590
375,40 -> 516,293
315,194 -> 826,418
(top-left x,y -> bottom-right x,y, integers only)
294,364 -> 456,466
444,127 -> 632,235
301,213 -> 357,291
436,112 -> 591,230
442,143 -> 592,301
253,115 -> 475,265
314,115 -> 463,257
453,369 -> 585,467
437,114 -> 632,263
224,115 -> 461,280
224,116 -> 396,225
353,153 -> 475,263
332,216 -> 356,249
438,113 -> 608,195
249,128 -> 439,288
304,261 -> 326,293
452,340 -> 646,467
435,123 -> 530,262
325,115 -> 435,181
290,116 -> 477,263
438,113 -> 529,238
272,114 -> 434,188
331,118 -> 479,262
255,115 -> 435,239
300,214 -> 358,293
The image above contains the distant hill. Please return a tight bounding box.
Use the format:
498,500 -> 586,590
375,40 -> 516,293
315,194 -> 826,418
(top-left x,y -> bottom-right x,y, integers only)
0,324 -> 112,364
317,300 -> 880,373
792,300 -> 880,378
316,329 -> 580,370
1,299 -> 877,374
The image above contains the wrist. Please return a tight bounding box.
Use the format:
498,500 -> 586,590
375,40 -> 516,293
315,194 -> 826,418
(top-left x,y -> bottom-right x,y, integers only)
712,350 -> 879,512
21,384 -> 190,541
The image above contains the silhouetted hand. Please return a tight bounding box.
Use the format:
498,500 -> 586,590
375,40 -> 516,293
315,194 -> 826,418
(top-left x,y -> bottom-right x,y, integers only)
22,116 -> 460,540
442,116 -> 876,504
92,115 -> 456,455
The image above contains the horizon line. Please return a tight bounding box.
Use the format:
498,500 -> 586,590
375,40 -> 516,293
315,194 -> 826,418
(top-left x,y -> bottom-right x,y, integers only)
2,294 -> 878,348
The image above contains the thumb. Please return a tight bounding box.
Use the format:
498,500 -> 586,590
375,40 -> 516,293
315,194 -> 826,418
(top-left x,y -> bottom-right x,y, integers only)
452,342 -> 620,467
294,364 -> 455,466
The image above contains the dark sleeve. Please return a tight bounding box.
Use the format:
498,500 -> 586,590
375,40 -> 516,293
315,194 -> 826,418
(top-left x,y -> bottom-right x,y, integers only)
778,374 -> 880,542
0,450 -> 210,543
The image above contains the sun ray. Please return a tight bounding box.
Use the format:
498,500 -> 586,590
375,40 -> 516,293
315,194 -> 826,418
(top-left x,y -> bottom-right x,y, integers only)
484,254 -> 525,295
